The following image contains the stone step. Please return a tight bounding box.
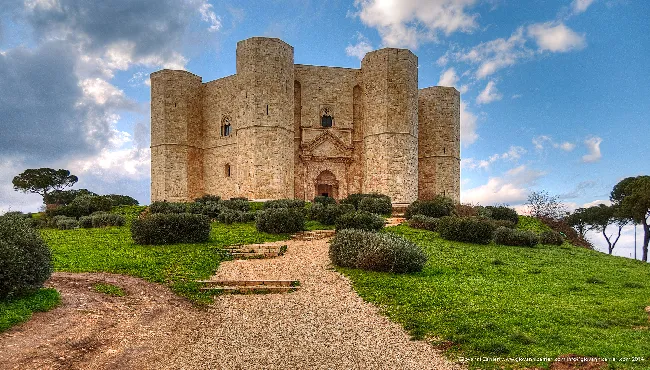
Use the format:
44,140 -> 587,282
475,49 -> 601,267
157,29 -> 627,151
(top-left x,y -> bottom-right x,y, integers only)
291,230 -> 335,240
201,286 -> 300,294
231,252 -> 279,258
198,279 -> 298,287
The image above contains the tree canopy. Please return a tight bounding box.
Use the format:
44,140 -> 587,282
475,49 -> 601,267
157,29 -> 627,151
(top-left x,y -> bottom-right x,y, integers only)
611,176 -> 650,261
12,168 -> 78,199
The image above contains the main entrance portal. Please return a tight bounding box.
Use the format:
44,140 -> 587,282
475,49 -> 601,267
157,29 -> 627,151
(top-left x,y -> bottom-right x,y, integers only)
315,170 -> 338,199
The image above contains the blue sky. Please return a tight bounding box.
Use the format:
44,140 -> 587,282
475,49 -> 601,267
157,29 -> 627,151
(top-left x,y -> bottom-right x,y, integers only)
0,0 -> 648,258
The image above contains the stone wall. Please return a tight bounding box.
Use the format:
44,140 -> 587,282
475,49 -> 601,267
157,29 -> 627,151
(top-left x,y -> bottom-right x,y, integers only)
418,87 -> 460,202
361,48 -> 419,204
150,70 -> 203,202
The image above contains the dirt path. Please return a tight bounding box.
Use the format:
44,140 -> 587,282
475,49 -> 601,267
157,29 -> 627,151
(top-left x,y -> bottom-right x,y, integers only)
0,238 -> 462,370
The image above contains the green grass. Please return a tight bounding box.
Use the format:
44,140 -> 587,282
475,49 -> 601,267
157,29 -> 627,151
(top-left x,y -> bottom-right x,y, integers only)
339,225 -> 650,369
0,289 -> 61,332
41,222 -> 289,304
93,283 -> 126,297
516,215 -> 553,233
304,220 -> 336,230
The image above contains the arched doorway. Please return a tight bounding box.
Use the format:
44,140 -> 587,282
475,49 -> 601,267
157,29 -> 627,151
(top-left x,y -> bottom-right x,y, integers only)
315,170 -> 338,199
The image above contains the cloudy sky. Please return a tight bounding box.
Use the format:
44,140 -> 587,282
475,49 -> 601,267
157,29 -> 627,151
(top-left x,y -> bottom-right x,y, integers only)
0,0 -> 648,258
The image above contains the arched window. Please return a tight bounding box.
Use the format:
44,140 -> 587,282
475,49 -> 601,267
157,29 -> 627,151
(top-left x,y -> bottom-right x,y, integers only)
221,116 -> 232,137
320,107 -> 333,128
225,163 -> 231,177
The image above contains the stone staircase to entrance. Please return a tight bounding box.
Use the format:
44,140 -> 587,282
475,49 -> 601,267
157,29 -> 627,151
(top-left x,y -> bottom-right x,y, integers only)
384,217 -> 406,227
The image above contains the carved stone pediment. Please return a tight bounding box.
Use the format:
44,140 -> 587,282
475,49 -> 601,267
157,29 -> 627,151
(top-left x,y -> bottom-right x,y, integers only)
302,130 -> 353,159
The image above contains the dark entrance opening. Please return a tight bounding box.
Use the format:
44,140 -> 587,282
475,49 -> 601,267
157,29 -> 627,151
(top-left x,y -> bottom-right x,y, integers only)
315,170 -> 338,200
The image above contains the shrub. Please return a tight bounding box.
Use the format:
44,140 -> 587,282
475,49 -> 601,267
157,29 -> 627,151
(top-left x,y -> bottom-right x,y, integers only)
188,201 -> 221,219
149,201 -> 187,214
405,196 -> 455,219
104,194 -> 139,206
91,213 -> 125,228
308,203 -> 354,225
341,193 -> 391,210
485,206 -> 519,225
454,203 -> 479,217
220,199 -> 250,212
329,229 -> 427,273
79,216 -> 93,228
493,227 -> 539,247
218,208 -> 256,224
131,213 -> 211,245
539,230 -> 564,245
56,217 -> 78,230
230,197 -> 249,201
256,207 -> 305,234
48,194 -> 113,218
0,216 -> 53,299
43,188 -> 97,206
408,214 -> 439,232
263,199 -> 306,209
313,196 -> 337,206
194,194 -> 221,204
358,196 -> 392,215
486,219 -> 516,229
335,210 -> 385,232
438,216 -> 495,244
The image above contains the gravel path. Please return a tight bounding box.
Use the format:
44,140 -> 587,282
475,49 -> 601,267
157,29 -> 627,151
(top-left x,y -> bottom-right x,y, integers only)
0,238 -> 462,370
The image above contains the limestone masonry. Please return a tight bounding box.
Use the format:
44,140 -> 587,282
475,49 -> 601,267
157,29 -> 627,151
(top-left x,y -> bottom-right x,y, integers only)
151,37 -> 460,204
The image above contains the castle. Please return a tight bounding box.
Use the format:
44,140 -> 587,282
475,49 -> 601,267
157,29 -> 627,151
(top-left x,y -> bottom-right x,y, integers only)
150,37 -> 460,205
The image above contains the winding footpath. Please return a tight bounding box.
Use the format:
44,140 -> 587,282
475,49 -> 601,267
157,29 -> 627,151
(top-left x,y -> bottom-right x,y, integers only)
0,236 -> 462,370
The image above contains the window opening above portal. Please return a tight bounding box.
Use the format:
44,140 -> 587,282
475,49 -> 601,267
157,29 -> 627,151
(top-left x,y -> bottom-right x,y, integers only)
320,106 -> 333,128
221,116 -> 232,137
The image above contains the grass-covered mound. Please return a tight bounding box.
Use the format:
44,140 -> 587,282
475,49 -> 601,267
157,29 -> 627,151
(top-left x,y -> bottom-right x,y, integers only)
339,225 -> 650,370
0,288 -> 60,332
40,222 -> 289,303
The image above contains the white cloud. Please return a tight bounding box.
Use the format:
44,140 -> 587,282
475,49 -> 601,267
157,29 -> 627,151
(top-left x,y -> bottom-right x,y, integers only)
80,78 -> 128,106
69,147 -> 151,181
456,27 -> 533,79
354,0 -> 480,49
461,165 -> 545,205
462,146 -> 526,170
533,135 -> 576,152
438,67 -> 459,87
129,71 -> 151,87
582,136 -> 603,162
476,80 -> 502,104
511,94 -> 522,99
346,33 -> 374,60
199,2 -> 222,32
572,0 -> 596,14
0,159 -> 45,214
460,100 -> 478,146
527,22 -> 586,53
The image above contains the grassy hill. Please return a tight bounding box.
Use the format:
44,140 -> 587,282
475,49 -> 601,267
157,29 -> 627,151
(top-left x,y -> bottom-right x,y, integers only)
339,224 -> 650,369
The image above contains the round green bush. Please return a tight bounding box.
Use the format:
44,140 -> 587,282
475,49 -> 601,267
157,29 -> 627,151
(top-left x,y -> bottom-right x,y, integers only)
329,229 -> 427,273
220,199 -> 250,212
340,193 -> 391,210
485,206 -> 519,225
0,215 -> 53,299
188,201 -> 221,219
335,210 -> 385,232
79,216 -> 93,228
131,213 -> 211,245
263,199 -> 306,209
256,207 -> 305,234
493,227 -> 539,247
313,196 -> 337,206
405,196 -> 455,219
91,213 -> 125,228
218,208 -> 256,224
408,214 -> 439,232
53,216 -> 78,230
308,203 -> 355,225
438,216 -> 495,244
358,196 -> 392,215
539,230 -> 564,245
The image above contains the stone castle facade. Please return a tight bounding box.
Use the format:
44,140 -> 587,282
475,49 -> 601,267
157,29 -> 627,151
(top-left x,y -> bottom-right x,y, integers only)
150,37 -> 460,204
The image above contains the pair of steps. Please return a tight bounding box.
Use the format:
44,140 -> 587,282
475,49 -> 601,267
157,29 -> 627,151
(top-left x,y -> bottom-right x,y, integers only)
198,279 -> 300,294
385,217 -> 406,227
224,243 -> 288,259
292,230 -> 336,241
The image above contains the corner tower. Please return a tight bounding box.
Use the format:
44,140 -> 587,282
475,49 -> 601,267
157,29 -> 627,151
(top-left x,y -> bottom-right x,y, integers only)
150,70 -> 203,202
361,48 -> 419,204
235,37 -> 294,199
418,87 -> 460,202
